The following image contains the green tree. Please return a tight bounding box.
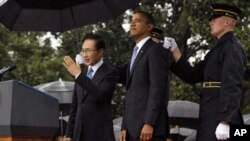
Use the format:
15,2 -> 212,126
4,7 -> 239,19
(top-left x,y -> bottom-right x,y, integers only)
0,26 -> 68,86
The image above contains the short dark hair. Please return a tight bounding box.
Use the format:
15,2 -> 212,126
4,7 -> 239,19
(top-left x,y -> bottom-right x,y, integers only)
133,11 -> 155,25
82,33 -> 105,50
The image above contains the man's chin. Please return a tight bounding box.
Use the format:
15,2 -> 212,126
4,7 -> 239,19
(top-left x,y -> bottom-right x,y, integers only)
84,63 -> 91,66
130,31 -> 136,36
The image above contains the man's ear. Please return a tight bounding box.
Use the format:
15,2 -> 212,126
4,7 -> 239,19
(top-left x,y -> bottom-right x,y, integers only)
148,24 -> 154,31
225,17 -> 235,26
225,18 -> 230,25
98,48 -> 104,57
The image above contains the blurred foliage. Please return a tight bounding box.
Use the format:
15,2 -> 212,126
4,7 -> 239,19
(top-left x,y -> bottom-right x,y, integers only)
0,25 -> 64,85
0,0 -> 250,118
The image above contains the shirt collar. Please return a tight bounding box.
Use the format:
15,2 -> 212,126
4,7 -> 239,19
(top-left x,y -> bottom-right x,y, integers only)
213,31 -> 234,48
135,36 -> 151,53
88,58 -> 103,76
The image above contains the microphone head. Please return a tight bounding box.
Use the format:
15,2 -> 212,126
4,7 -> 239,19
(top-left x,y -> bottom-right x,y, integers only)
8,64 -> 17,71
0,64 -> 17,75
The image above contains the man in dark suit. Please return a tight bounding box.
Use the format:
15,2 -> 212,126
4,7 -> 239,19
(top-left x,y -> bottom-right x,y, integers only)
164,3 -> 247,141
63,33 -> 117,141
119,11 -> 170,141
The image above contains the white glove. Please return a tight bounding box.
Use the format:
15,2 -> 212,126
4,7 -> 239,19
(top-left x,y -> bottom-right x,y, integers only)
0,0 -> 8,7
75,54 -> 84,64
215,122 -> 230,140
163,37 -> 178,52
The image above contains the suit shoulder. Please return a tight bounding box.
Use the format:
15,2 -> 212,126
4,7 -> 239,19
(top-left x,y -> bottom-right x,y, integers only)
147,39 -> 158,47
147,41 -> 169,55
224,36 -> 244,52
102,61 -> 118,73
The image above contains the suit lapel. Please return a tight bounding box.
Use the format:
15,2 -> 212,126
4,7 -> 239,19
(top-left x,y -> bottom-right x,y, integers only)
130,47 -> 144,74
81,63 -> 105,103
92,63 -> 105,84
126,39 -> 152,86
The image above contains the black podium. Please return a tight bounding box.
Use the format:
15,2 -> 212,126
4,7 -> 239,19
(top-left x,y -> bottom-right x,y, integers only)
0,80 -> 59,141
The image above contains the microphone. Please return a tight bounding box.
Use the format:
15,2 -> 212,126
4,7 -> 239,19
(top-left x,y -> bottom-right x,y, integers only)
0,64 -> 16,75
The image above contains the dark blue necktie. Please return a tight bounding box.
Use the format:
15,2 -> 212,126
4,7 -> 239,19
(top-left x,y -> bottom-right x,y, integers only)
130,46 -> 139,71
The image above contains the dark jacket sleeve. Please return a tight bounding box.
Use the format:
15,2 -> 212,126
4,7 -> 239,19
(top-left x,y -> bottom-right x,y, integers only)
218,40 -> 247,123
116,63 -> 129,85
118,63 -> 128,130
117,63 -> 128,130
170,56 -> 205,84
143,44 -> 169,125
121,115 -> 126,130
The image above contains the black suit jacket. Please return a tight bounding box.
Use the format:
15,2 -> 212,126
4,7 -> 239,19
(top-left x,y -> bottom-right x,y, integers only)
121,39 -> 170,138
65,61 -> 117,141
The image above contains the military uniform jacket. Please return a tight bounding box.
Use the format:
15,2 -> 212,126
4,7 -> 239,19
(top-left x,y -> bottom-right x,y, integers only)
171,32 -> 247,141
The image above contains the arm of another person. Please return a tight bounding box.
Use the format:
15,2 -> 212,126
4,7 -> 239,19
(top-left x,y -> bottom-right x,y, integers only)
144,44 -> 168,126
75,67 -> 118,102
139,44 -> 169,141
116,63 -> 129,85
63,56 -> 118,102
165,37 -> 205,84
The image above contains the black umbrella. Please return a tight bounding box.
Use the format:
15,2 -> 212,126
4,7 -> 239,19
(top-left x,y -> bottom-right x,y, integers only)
168,100 -> 200,129
0,0 -> 141,32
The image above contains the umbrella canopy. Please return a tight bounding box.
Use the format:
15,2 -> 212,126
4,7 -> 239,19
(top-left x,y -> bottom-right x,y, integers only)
113,117 -> 122,141
0,0 -> 141,32
34,78 -> 74,104
243,114 -> 250,125
184,131 -> 197,141
170,127 -> 196,141
170,127 -> 196,137
168,100 -> 200,128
